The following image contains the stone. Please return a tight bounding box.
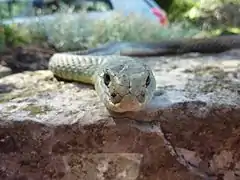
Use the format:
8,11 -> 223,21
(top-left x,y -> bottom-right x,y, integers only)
0,49 -> 240,180
0,65 -> 12,78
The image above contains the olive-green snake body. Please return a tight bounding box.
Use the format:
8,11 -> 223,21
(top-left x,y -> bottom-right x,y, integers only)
49,54 -> 156,112
48,35 -> 240,113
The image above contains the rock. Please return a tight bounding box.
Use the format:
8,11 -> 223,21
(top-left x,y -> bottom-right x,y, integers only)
0,45 -> 55,73
0,65 -> 12,78
0,50 -> 240,180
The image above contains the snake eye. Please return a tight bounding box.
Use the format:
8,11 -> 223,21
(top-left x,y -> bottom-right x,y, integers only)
146,75 -> 151,87
103,73 -> 111,86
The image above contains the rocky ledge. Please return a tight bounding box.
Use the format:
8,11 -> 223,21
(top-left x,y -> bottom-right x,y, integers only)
0,49 -> 240,180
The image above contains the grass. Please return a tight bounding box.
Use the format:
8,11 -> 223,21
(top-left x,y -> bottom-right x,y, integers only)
0,1 -> 29,19
1,0 -> 238,51
3,1 -> 238,52
17,11 -> 203,52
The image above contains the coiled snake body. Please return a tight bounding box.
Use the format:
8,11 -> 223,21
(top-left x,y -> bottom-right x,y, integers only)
48,35 -> 240,113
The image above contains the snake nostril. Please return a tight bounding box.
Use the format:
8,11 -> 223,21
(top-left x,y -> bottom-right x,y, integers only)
111,93 -> 117,98
138,92 -> 145,103
110,93 -> 122,104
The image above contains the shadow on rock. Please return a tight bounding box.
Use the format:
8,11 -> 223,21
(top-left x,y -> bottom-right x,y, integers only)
0,83 -> 15,93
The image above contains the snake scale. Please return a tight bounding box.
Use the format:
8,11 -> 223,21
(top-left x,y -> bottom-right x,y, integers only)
48,35 -> 240,113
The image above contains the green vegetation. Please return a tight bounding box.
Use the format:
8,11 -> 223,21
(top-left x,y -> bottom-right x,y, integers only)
157,0 -> 195,21
40,13 -> 202,51
3,24 -> 32,46
185,0 -> 240,28
0,1 -> 29,19
1,11 -> 203,52
0,0 -> 111,19
0,0 -> 239,53
156,0 -> 239,23
0,26 -> 5,52
157,0 -> 240,29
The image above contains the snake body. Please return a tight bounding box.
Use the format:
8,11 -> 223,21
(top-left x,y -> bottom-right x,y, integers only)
48,35 -> 240,113
69,35 -> 240,56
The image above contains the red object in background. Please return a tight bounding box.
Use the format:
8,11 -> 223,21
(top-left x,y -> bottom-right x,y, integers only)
151,7 -> 168,26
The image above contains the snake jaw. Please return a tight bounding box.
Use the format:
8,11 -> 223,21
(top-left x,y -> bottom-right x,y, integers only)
104,88 -> 155,113
110,94 -> 146,112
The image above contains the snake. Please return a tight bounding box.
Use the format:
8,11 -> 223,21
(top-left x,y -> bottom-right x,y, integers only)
48,54 -> 156,113
48,35 -> 240,113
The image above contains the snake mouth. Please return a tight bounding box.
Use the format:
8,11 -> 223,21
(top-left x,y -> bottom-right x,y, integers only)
109,95 -> 145,112
115,102 -> 143,112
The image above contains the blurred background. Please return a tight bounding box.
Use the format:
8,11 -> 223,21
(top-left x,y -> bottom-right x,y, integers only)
0,0 -> 239,53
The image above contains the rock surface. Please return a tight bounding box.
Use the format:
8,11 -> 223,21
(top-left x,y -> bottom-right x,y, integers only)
0,65 -> 12,78
0,49 -> 240,180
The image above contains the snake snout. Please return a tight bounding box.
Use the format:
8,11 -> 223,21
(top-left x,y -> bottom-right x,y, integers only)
110,90 -> 146,105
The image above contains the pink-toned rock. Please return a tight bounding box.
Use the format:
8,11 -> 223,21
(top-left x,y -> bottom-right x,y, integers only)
0,49 -> 239,180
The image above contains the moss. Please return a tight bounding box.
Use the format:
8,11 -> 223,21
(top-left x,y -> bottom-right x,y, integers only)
22,104 -> 51,115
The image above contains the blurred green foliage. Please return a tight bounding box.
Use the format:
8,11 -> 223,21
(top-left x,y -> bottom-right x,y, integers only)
3,24 -> 32,46
156,0 -> 195,21
156,0 -> 240,29
0,26 -> 5,52
186,0 -> 240,29
0,1 -> 28,19
0,11 -> 202,52
0,0 -> 239,53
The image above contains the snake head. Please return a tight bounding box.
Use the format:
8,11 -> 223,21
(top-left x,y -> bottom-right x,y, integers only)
94,56 -> 156,113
